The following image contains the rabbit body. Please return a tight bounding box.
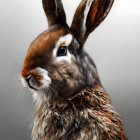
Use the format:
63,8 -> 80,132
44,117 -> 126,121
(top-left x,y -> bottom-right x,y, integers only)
21,0 -> 127,139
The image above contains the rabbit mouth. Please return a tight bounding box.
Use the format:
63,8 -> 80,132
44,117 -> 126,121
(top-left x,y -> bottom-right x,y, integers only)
25,75 -> 38,90
21,67 -> 52,91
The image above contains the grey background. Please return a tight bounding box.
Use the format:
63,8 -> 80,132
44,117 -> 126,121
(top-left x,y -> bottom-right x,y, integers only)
0,0 -> 140,139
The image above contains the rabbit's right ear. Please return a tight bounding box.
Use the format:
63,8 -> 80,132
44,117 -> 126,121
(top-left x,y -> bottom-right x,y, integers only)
42,0 -> 67,27
71,0 -> 114,49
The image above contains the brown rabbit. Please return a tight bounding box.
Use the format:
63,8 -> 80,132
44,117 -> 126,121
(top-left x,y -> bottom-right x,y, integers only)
21,0 -> 127,139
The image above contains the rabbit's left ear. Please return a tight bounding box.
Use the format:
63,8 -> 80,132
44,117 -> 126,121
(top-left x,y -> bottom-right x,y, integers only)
42,0 -> 67,27
71,0 -> 114,49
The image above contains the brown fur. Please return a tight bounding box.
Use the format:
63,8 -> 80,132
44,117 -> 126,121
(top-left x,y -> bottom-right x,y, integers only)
32,86 -> 127,140
21,0 -> 127,139
21,26 -> 68,78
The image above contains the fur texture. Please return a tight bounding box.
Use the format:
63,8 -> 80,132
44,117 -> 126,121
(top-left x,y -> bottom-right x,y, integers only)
32,86 -> 127,140
21,0 -> 127,139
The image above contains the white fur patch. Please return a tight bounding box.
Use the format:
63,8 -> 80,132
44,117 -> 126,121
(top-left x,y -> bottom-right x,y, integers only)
93,135 -> 98,140
53,34 -> 73,63
33,90 -> 46,109
21,77 -> 27,87
36,68 -> 51,89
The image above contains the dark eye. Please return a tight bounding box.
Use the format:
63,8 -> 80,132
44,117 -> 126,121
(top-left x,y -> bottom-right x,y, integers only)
57,46 -> 67,56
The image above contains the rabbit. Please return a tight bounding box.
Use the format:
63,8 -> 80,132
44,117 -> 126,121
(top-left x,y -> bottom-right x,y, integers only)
21,0 -> 127,139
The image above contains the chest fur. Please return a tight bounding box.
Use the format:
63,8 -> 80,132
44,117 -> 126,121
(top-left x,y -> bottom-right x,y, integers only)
32,105 -> 123,140
31,87 -> 126,140
32,106 -> 99,140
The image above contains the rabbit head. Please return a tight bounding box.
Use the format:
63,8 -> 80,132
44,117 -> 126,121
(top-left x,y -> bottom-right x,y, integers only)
21,0 -> 114,99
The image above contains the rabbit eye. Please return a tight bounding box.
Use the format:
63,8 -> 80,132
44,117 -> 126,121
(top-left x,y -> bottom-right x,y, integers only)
57,46 -> 67,56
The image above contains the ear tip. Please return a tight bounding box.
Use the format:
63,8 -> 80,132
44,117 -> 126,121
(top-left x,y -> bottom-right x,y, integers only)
109,0 -> 114,5
105,0 -> 114,12
42,0 -> 67,27
108,0 -> 114,2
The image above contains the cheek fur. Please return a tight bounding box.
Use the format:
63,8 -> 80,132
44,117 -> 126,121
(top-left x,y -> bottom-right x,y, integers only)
36,68 -> 52,89
49,59 -> 84,97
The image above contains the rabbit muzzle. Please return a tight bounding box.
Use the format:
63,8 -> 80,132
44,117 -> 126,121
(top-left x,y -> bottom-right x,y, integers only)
21,67 -> 51,91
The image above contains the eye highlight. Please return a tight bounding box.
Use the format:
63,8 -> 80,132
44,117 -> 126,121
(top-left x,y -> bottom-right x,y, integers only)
57,46 -> 67,57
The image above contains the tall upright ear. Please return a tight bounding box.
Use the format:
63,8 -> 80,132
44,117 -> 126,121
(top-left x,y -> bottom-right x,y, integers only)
42,0 -> 67,27
71,0 -> 114,48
